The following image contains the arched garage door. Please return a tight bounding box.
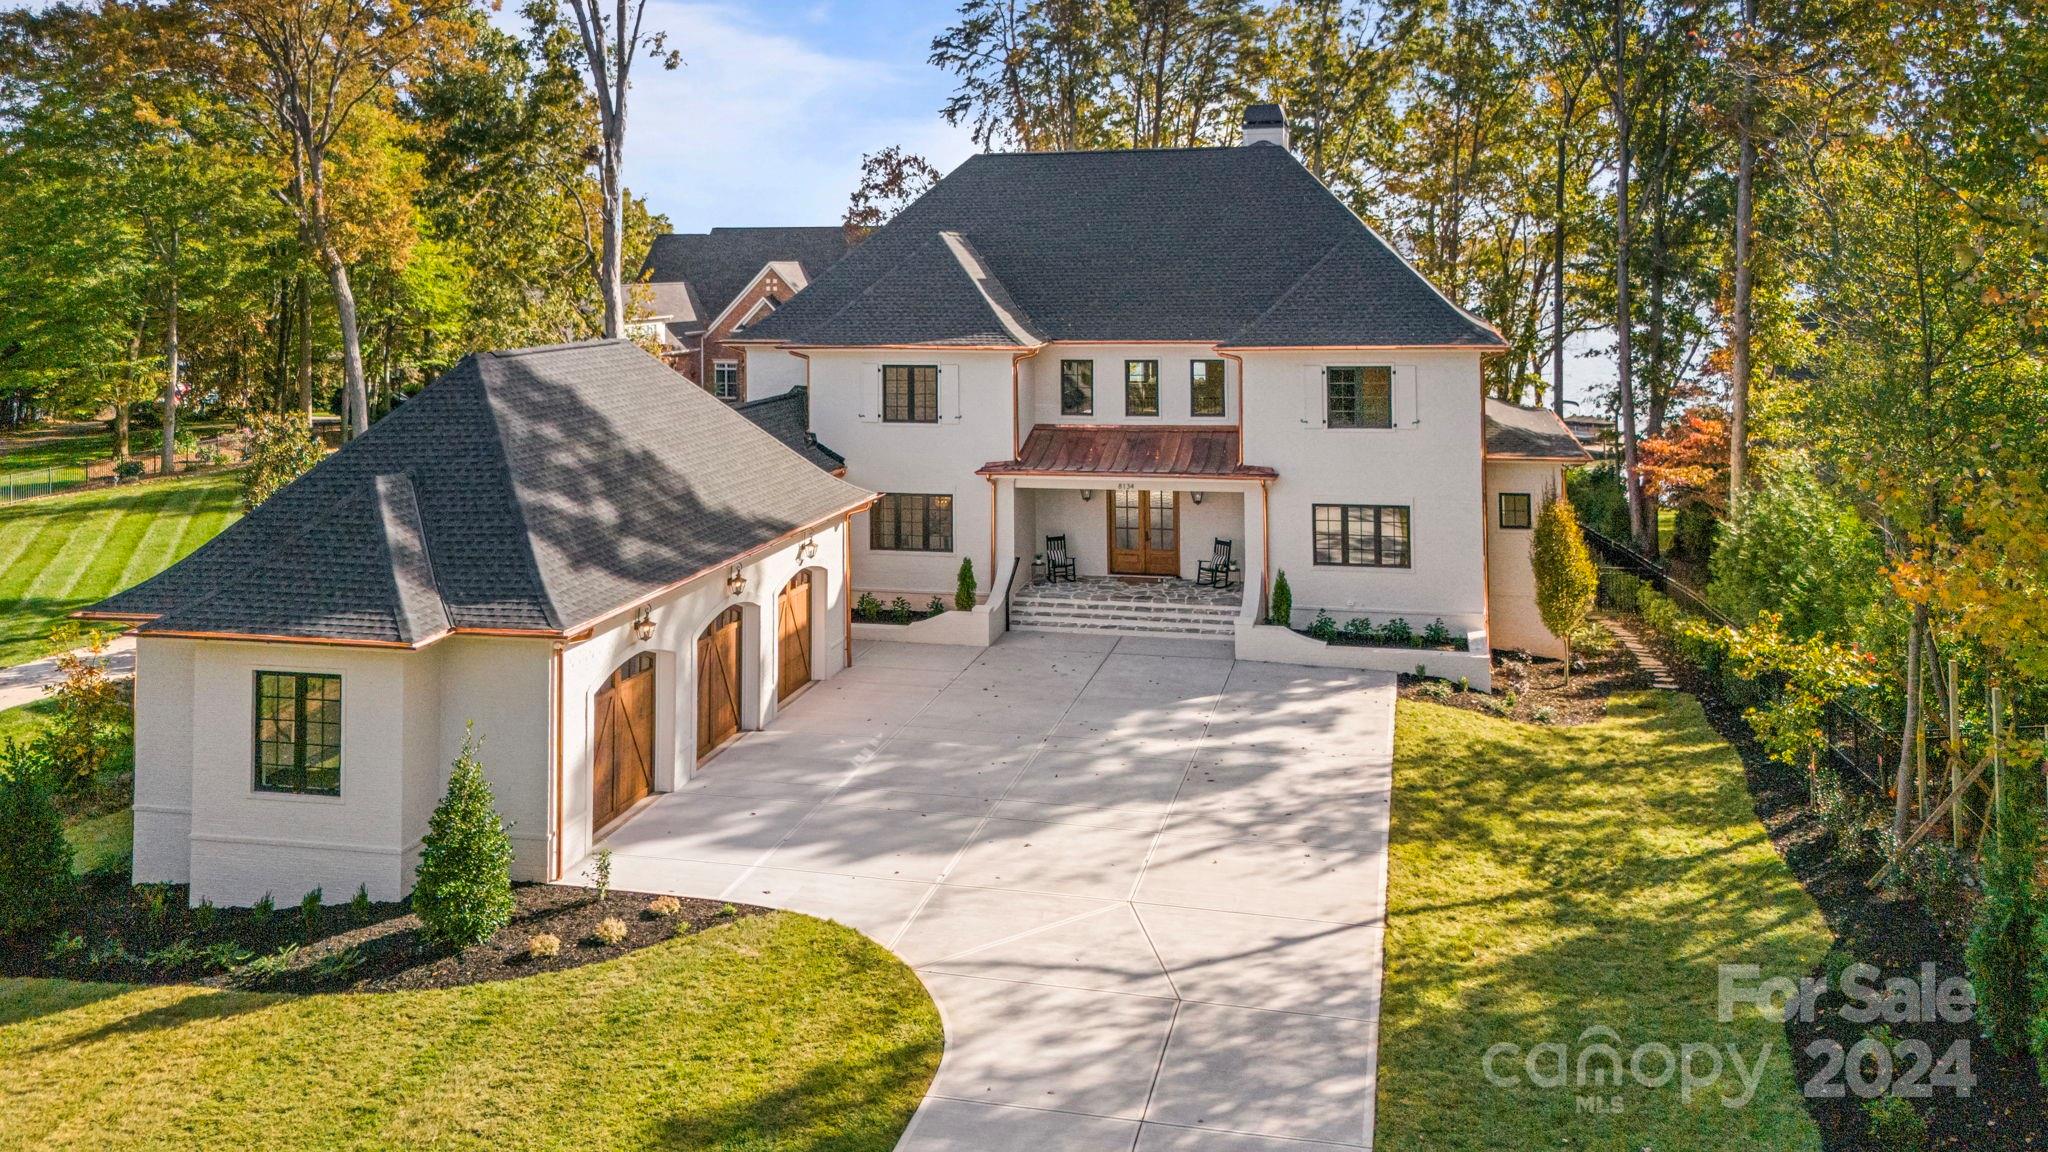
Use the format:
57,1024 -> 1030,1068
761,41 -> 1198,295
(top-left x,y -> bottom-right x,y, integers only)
593,652 -> 655,830
697,606 -> 743,759
778,570 -> 813,703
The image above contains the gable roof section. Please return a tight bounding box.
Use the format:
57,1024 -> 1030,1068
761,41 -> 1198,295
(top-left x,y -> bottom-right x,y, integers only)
92,341 -> 873,644
741,146 -> 1504,349
639,227 -> 851,332
1484,399 -> 1591,462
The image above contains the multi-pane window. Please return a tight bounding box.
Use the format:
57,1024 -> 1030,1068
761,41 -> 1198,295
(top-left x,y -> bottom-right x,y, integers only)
883,365 -> 939,422
1326,366 -> 1393,429
1312,504 -> 1411,568
1190,360 -> 1226,417
871,493 -> 954,552
254,672 -> 342,796
712,360 -> 739,400
1499,492 -> 1533,529
1060,360 -> 1094,415
1125,360 -> 1159,416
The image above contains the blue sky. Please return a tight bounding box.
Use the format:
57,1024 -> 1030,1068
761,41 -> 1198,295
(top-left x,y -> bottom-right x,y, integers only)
558,0 -> 980,232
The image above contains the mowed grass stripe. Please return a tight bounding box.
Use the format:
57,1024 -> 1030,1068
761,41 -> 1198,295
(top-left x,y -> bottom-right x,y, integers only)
109,484 -> 210,593
0,472 -> 241,667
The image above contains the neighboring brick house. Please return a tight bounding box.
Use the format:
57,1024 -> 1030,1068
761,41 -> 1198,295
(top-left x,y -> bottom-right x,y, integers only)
632,227 -> 852,403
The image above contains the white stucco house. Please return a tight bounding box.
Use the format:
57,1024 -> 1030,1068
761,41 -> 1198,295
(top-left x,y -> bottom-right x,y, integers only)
84,342 -> 873,904
733,104 -> 1587,680
83,104 -> 1588,908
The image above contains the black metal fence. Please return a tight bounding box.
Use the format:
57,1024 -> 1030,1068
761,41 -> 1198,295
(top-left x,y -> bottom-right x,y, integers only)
1579,518 -> 1896,789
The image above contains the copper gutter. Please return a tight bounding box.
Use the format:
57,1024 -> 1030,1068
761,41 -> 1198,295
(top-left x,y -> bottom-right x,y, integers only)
1217,349 -> 1247,467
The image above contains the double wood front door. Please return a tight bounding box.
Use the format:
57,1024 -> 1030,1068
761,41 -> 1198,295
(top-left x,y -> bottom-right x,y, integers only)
593,652 -> 655,831
1108,489 -> 1180,576
777,571 -> 813,702
696,606 -> 743,759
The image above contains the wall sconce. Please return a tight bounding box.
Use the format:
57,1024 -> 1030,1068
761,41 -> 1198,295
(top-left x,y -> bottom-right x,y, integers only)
1080,489 -> 1094,502
797,537 -> 818,563
1190,491 -> 1204,505
726,567 -> 748,597
632,607 -> 656,642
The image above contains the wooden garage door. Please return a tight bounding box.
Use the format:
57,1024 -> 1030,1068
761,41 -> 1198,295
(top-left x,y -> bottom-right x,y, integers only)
593,652 -> 655,831
778,571 -> 813,702
697,606 -> 743,759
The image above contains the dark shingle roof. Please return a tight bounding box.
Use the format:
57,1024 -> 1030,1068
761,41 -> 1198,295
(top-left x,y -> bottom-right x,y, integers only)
741,146 -> 1503,349
1484,399 -> 1591,461
91,341 -> 872,643
639,227 -> 852,330
735,387 -> 844,472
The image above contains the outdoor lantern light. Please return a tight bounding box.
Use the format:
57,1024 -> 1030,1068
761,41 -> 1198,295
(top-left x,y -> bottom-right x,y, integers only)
1191,491 -> 1204,505
1081,489 -> 1094,501
632,607 -> 656,641
797,537 -> 818,562
726,567 -> 748,597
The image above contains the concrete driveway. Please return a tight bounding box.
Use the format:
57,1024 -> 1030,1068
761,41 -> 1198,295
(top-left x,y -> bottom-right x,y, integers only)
582,632 -> 1394,1151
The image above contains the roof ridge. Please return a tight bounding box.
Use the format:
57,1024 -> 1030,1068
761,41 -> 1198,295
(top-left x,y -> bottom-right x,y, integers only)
372,472 -> 453,645
938,231 -> 1044,346
471,352 -> 569,631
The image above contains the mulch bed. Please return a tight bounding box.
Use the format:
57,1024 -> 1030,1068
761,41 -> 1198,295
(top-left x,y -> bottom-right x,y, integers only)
1396,622 -> 1649,726
1629,619 -> 2048,1151
2,877 -> 766,995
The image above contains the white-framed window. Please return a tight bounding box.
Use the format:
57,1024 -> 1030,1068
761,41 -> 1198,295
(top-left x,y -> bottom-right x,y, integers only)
712,360 -> 740,400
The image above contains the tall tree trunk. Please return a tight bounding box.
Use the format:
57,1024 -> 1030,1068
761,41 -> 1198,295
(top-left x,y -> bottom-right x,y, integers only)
296,272 -> 313,418
1727,0 -> 1757,518
1611,1 -> 1649,553
161,235 -> 179,479
1553,88 -> 1572,417
322,249 -> 368,437
599,143 -> 625,338
1893,605 -> 1927,847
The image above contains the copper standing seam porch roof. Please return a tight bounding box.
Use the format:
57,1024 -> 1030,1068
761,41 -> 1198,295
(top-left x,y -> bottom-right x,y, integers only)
977,425 -> 1278,480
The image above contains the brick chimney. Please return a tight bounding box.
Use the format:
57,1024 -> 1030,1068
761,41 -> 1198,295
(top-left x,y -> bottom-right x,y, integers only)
1242,103 -> 1289,149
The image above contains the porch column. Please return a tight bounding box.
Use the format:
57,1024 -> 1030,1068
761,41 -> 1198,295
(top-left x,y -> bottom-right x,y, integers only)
989,477 -> 1018,606
1246,480 -> 1273,623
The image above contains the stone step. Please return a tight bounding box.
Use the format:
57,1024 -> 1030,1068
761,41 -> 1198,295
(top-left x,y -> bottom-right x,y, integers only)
1010,596 -> 1241,618
1009,608 -> 1238,636
1009,602 -> 1240,624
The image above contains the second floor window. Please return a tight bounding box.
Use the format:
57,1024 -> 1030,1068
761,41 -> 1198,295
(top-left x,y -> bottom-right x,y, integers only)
1327,366 -> 1393,429
1191,360 -> 1226,417
712,360 -> 739,400
871,493 -> 953,552
1061,360 -> 1094,415
1125,360 -> 1159,417
883,365 -> 939,422
254,671 -> 342,796
1499,492 -> 1533,529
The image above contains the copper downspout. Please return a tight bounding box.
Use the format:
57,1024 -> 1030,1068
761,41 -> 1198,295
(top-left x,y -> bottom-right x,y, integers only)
1217,348 -> 1247,468
550,639 -> 566,881
842,513 -> 854,668
1008,348 -> 1045,459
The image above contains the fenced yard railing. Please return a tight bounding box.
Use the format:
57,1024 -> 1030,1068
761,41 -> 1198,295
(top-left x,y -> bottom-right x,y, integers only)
1579,518 -> 1897,790
0,467 -> 65,504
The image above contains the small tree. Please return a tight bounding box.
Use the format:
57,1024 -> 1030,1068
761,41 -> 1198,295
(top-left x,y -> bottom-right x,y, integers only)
954,557 -> 977,612
240,412 -> 323,512
411,726 -> 514,949
40,626 -> 129,786
1269,569 -> 1293,626
0,740 -> 74,942
1531,495 -> 1598,679
1966,756 -> 2043,1058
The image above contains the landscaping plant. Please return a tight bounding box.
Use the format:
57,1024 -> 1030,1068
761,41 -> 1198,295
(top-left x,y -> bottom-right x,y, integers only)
39,626 -> 130,785
239,411 -> 322,512
411,727 -> 515,949
0,739 -> 74,942
1965,754 -> 2044,1058
1269,569 -> 1292,626
1531,495 -> 1597,679
955,557 -> 976,611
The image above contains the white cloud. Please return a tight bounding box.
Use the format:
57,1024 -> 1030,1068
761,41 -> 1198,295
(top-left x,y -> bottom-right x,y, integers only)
614,1 -> 977,230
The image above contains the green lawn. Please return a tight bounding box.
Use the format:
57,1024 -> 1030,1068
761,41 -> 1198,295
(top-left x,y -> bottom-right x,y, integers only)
0,697 -> 57,747
1377,692 -> 1832,1150
0,912 -> 941,1150
0,470 -> 241,667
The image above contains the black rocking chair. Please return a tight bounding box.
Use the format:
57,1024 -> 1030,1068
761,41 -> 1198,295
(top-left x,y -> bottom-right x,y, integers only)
1044,534 -> 1077,583
1197,538 -> 1234,587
